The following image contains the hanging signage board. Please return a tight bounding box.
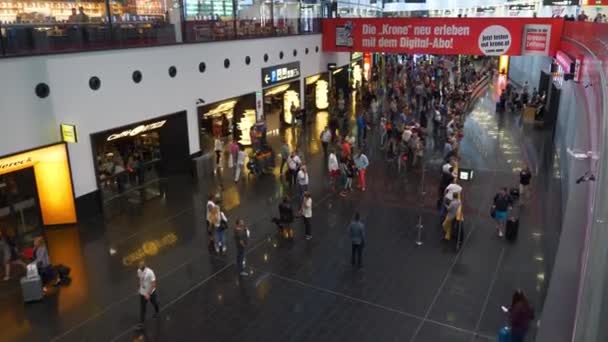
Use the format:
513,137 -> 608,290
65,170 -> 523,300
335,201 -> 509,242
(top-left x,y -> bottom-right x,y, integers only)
261,62 -> 301,88
60,123 -> 78,143
322,18 -> 564,56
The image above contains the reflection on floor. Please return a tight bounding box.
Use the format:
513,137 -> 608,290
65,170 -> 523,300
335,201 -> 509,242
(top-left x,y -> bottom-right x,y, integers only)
0,84 -> 562,342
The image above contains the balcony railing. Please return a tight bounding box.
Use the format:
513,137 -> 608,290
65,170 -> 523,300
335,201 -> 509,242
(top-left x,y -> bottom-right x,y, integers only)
0,0 -> 325,57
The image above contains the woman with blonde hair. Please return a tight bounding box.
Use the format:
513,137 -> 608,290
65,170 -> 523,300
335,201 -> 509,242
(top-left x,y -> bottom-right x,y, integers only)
210,206 -> 228,254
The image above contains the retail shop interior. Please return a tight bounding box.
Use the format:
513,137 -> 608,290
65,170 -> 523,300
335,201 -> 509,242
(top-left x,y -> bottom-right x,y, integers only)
198,93 -> 257,149
90,111 -> 189,208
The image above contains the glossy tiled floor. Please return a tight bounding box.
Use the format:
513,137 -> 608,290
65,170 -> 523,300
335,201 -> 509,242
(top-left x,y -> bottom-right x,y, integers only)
0,82 -> 562,342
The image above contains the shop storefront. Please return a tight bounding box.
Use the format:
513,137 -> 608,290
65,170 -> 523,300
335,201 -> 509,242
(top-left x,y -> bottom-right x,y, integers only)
0,143 -> 76,242
261,61 -> 302,128
90,111 -> 189,203
198,93 -> 257,148
304,73 -> 329,112
330,64 -> 349,106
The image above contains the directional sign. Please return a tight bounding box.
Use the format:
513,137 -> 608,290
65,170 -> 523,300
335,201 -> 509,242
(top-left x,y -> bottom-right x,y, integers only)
261,62 -> 301,87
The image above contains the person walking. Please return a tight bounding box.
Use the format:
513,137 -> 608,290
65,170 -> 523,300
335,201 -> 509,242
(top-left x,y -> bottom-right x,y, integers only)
210,206 -> 228,254
279,140 -> 290,175
137,260 -> 159,324
297,164 -> 309,202
229,139 -> 239,169
356,112 -> 366,147
354,151 -> 369,191
234,145 -> 247,183
519,164 -> 532,204
492,188 -> 512,237
442,192 -> 461,241
340,158 -> 355,197
508,289 -> 535,342
214,137 -> 224,168
320,126 -> 332,157
234,218 -> 249,276
328,150 -> 340,191
301,192 -> 312,240
349,213 -> 366,268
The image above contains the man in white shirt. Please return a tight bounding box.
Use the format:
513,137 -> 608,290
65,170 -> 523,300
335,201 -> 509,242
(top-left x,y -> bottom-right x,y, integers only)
444,180 -> 463,201
234,146 -> 247,182
137,261 -> 159,323
214,138 -> 223,168
320,126 -> 332,156
301,191 -> 313,240
287,151 -> 301,186
297,164 -> 309,201
328,152 -> 339,191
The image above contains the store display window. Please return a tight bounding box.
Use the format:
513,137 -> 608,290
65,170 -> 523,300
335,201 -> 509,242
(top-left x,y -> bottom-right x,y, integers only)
198,93 -> 256,148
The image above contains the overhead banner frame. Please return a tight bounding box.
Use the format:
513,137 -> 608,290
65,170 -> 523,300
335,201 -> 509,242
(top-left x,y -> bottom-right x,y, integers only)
322,18 -> 564,56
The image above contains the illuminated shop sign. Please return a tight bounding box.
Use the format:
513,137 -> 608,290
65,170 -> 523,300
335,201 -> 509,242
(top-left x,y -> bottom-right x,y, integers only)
351,51 -> 363,60
261,62 -> 301,87
106,120 -> 167,141
0,157 -> 33,171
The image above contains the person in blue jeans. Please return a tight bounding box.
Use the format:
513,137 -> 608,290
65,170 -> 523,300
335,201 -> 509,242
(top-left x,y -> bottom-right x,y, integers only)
492,188 -> 512,238
509,289 -> 535,342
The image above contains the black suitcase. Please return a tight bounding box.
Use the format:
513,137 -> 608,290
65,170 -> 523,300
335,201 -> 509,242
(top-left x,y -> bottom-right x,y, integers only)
510,187 -> 520,199
506,217 -> 519,241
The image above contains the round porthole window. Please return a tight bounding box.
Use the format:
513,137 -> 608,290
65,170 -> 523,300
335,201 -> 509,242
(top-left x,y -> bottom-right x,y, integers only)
293,49 -> 297,57
245,56 -> 251,65
199,62 -> 206,73
89,76 -> 101,91
263,54 -> 269,62
305,48 -> 309,55
168,66 -> 177,78
35,83 -> 50,98
315,46 -> 319,53
224,58 -> 230,68
279,51 -> 284,59
132,70 -> 142,84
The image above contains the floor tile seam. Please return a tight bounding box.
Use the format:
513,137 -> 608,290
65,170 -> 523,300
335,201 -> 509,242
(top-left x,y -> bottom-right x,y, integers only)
109,262 -> 234,342
408,210 -> 481,342
110,206 -> 195,245
266,270 -> 494,339
425,318 -> 495,340
49,248 -> 229,342
470,246 -> 507,342
54,181 -> 332,340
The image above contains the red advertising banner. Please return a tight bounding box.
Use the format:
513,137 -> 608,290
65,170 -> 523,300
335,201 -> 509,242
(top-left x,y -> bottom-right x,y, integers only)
322,18 -> 564,56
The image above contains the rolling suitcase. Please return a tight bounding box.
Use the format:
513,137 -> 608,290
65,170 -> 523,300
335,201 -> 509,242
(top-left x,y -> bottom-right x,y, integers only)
20,275 -> 44,302
498,326 -> 511,342
506,217 -> 519,242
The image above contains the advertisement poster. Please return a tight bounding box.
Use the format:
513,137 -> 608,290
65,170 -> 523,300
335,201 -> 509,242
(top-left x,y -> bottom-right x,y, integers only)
522,24 -> 551,55
322,18 -> 563,56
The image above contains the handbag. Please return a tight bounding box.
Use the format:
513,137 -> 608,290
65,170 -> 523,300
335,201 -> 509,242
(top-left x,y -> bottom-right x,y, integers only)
490,206 -> 496,218
218,219 -> 228,232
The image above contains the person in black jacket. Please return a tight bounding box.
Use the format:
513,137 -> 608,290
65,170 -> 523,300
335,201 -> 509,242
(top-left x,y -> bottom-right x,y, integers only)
274,197 -> 294,239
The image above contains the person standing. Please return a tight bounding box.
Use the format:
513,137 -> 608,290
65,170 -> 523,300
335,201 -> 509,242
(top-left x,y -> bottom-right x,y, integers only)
442,192 -> 461,241
356,113 -> 366,147
349,213 -> 366,268
234,146 -> 247,183
287,151 -> 301,186
328,150 -> 340,191
297,165 -> 309,202
301,192 -> 313,240
210,206 -> 228,254
340,158 -> 355,197
509,289 -> 535,342
234,219 -> 249,276
214,137 -> 224,168
492,188 -> 512,237
137,260 -> 159,324
279,140 -> 290,175
519,164 -> 532,203
320,126 -> 332,157
354,151 -> 369,191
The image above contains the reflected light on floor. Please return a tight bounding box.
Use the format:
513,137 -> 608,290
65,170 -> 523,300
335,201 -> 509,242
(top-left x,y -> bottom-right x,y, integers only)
45,226 -> 89,314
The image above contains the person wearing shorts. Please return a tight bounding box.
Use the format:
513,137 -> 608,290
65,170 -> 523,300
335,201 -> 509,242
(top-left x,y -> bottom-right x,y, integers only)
493,188 -> 512,237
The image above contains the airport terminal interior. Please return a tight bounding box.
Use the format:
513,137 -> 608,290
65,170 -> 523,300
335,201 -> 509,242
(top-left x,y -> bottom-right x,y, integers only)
1,2 -> 608,342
